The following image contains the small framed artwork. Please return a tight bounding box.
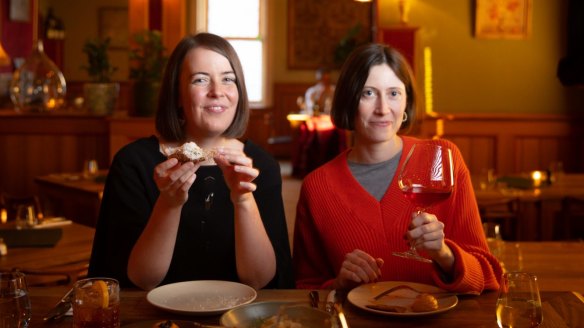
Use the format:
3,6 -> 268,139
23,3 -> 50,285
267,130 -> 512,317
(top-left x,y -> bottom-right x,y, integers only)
475,0 -> 532,39
9,0 -> 31,22
98,7 -> 129,49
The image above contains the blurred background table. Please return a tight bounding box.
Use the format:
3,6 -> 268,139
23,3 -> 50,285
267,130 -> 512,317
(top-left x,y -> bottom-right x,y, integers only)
35,171 -> 106,227
287,114 -> 348,178
474,174 -> 584,241
0,222 -> 94,287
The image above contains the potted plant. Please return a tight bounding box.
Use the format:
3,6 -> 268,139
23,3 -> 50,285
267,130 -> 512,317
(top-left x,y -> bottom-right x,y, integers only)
81,37 -> 119,115
129,30 -> 168,117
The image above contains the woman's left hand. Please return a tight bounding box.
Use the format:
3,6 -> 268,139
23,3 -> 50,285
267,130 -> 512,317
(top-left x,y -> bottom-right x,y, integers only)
214,148 -> 259,202
407,212 -> 455,272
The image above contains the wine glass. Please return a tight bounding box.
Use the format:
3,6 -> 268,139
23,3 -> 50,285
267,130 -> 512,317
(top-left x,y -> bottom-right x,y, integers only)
496,272 -> 543,328
0,271 -> 32,328
392,143 -> 454,263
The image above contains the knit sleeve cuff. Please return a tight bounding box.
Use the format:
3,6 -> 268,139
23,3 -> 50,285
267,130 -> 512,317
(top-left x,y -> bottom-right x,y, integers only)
430,239 -> 485,293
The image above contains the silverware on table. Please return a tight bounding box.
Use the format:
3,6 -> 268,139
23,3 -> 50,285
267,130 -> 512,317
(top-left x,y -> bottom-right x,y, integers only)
325,289 -> 349,328
43,287 -> 75,321
309,290 -> 320,309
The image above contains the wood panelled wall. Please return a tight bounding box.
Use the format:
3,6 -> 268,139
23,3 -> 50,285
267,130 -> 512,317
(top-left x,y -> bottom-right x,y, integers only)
0,83 -> 582,199
269,83 -> 584,176
0,112 -> 109,197
418,114 -> 584,175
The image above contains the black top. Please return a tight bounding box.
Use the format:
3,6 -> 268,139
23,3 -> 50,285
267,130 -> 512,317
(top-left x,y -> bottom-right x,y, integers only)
88,136 -> 294,289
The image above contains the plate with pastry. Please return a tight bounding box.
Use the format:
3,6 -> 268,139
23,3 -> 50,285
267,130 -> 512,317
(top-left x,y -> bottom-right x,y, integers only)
146,280 -> 257,316
347,281 -> 459,316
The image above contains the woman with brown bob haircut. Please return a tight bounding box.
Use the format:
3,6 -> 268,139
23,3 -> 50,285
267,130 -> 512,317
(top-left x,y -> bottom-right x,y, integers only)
294,43 -> 501,294
90,33 -> 294,290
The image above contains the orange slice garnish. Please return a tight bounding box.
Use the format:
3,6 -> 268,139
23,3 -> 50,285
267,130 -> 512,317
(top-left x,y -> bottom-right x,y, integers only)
92,280 -> 109,308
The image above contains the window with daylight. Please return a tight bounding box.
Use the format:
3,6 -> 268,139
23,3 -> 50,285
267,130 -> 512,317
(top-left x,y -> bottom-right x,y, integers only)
207,0 -> 265,104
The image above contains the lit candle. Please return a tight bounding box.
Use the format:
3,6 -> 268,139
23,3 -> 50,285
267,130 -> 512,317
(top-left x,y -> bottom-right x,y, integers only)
1,208 -> 7,224
531,171 -> 543,187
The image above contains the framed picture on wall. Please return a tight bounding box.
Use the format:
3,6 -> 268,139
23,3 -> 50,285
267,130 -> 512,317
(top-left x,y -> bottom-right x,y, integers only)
98,7 -> 129,49
475,0 -> 532,39
288,0 -> 373,69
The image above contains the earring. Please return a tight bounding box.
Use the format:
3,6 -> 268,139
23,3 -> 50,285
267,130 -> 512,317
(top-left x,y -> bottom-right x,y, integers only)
402,112 -> 408,122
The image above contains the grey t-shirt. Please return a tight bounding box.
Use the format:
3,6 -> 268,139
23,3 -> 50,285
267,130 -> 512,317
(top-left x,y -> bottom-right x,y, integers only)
348,151 -> 402,201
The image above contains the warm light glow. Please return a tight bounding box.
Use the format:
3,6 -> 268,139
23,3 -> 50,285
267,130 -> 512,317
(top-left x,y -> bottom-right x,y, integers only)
46,98 -> 57,109
0,43 -> 10,67
0,2 -> 12,67
287,113 -> 310,122
434,119 -> 444,139
531,170 -> 543,187
1,209 -> 7,224
424,47 -> 434,115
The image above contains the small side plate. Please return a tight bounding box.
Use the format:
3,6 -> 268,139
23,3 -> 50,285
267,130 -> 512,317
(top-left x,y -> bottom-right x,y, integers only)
347,281 -> 458,316
146,280 -> 257,316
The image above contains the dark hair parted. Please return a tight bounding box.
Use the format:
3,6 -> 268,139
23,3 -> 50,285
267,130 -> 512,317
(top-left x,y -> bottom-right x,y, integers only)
155,33 -> 250,142
331,43 -> 417,132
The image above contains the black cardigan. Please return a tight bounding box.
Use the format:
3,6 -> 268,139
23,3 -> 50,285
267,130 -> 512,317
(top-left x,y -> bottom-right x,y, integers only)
88,136 -> 294,289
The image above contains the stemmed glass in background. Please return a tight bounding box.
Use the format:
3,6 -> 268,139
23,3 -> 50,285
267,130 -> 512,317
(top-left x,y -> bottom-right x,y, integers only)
15,205 -> 37,230
496,272 -> 543,328
0,271 -> 32,328
392,143 -> 454,263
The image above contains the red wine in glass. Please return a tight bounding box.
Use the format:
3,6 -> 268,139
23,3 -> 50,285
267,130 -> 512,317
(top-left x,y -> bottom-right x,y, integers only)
402,187 -> 452,209
393,143 -> 454,263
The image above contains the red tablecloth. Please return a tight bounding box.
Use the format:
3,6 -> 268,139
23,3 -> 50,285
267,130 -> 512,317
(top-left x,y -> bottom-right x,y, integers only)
292,115 -> 348,178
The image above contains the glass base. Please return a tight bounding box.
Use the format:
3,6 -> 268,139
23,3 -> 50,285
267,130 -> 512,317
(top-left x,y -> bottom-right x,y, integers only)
392,250 -> 433,263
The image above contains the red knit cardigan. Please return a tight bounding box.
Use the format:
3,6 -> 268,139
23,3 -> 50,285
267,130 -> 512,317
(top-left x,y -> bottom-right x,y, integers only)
293,136 -> 502,293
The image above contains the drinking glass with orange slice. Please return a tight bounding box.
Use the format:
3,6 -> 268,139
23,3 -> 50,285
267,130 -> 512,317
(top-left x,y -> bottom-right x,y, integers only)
73,278 -> 120,328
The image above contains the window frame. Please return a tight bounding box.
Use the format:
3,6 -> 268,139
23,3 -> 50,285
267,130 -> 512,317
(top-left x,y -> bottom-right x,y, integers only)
191,0 -> 268,107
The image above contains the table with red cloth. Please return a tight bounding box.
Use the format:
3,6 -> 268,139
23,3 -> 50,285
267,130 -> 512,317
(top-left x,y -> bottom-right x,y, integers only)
289,114 -> 348,178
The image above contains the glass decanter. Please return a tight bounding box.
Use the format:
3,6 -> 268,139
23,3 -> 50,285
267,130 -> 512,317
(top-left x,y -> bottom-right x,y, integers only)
10,39 -> 67,112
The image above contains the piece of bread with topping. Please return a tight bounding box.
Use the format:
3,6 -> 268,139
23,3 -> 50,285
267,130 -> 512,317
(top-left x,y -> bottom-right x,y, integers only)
164,142 -> 209,163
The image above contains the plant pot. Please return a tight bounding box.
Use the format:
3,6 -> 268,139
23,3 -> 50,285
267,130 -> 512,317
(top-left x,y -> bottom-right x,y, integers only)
83,82 -> 119,115
133,80 -> 161,117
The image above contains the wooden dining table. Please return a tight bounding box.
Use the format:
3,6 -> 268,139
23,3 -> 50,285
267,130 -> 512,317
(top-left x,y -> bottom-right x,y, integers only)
0,222 -> 94,286
15,240 -> 582,327
28,287 -> 584,328
474,173 -> 584,240
35,172 -> 106,227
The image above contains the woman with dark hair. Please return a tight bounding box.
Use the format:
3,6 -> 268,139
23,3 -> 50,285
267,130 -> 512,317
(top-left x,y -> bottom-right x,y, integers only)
293,43 -> 502,293
89,33 -> 294,290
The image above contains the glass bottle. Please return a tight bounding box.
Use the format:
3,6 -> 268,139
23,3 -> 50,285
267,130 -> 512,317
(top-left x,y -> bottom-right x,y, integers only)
10,39 -> 67,112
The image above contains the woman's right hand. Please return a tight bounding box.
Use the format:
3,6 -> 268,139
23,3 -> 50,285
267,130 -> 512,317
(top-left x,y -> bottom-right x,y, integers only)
333,249 -> 384,290
153,158 -> 198,207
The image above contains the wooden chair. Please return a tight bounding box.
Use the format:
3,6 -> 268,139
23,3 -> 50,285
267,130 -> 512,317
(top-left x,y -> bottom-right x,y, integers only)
558,197 -> 584,240
478,197 -> 521,241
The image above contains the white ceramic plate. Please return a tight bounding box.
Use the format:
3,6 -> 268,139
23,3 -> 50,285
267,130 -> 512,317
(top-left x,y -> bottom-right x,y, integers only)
347,281 -> 458,317
146,280 -> 257,316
